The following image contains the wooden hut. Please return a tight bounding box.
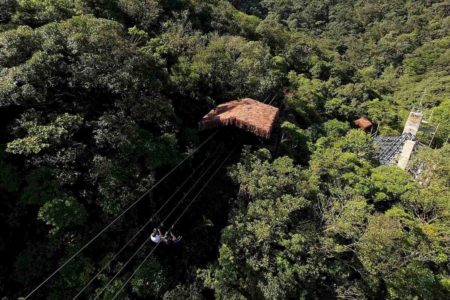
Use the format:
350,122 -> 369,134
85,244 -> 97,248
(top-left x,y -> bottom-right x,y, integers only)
354,117 -> 373,131
199,98 -> 279,139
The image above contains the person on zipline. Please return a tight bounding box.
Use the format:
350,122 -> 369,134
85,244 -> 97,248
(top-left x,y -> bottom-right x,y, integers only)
151,228 -> 162,244
151,227 -> 182,245
162,229 -> 182,245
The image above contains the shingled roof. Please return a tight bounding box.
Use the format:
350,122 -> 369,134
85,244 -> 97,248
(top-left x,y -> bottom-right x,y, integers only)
199,98 -> 279,139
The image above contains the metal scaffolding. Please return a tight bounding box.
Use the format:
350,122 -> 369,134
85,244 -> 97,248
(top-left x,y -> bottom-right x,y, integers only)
374,133 -> 415,166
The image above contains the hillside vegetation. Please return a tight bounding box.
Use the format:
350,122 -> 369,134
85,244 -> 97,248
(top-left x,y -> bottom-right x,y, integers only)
0,1 -> 449,299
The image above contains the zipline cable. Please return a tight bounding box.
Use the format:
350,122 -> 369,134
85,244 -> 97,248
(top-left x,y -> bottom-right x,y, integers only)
23,131 -> 217,299
93,153 -> 223,299
72,150 -> 218,299
109,94 -> 274,298
93,154 -> 221,299
110,142 -> 240,300
170,140 -> 242,230
268,94 -> 277,105
112,241 -> 161,300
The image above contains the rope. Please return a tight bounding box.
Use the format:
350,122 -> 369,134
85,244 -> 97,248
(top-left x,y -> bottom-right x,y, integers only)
93,154 -> 222,299
23,131 -> 217,299
72,151 -> 217,299
110,143 -> 239,300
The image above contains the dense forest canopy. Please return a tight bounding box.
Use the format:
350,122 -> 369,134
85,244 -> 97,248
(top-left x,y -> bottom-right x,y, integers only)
0,0 -> 449,299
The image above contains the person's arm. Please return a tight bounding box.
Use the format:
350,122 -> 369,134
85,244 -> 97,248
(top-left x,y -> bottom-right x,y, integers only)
161,235 -> 169,244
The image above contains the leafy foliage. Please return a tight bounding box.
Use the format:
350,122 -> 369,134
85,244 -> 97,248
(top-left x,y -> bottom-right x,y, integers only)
38,196 -> 87,234
131,257 -> 168,298
0,1 -> 449,299
7,113 -> 83,155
